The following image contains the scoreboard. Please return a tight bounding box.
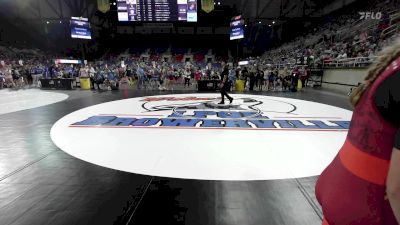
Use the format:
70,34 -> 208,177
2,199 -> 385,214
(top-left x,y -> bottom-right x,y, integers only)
230,15 -> 244,40
117,0 -> 198,22
70,17 -> 92,40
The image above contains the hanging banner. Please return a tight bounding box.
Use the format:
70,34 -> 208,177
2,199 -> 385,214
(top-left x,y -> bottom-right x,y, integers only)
201,0 -> 214,13
97,0 -> 110,13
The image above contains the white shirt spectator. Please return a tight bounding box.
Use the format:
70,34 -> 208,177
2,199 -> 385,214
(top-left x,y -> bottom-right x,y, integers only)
89,67 -> 95,78
184,70 -> 191,79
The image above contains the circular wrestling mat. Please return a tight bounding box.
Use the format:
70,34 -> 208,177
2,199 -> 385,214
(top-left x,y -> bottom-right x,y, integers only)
51,93 -> 352,180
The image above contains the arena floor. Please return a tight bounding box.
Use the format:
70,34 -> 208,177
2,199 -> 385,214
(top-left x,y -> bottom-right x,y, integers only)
0,88 -> 352,225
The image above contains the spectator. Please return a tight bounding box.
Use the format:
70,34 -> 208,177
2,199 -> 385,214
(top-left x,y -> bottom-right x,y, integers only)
89,66 -> 96,90
184,68 -> 191,87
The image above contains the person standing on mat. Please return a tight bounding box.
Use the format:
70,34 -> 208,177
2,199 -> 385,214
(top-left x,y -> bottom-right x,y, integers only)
315,38 -> 400,225
219,65 -> 233,105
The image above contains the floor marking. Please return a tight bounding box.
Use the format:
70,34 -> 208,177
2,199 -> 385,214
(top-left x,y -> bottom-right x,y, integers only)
126,176 -> 154,225
69,125 -> 348,132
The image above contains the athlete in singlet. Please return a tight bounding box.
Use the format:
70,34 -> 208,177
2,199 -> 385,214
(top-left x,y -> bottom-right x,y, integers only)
316,39 -> 400,225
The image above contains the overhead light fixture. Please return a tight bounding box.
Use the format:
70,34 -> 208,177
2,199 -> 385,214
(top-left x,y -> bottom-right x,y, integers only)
59,21 -> 62,24
113,2 -> 116,5
268,24 -> 272,27
272,21 -> 275,24
46,21 -> 50,24
258,21 -> 262,24
218,1 -> 221,5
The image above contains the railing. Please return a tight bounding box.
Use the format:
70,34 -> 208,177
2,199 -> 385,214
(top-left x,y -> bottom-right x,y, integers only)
381,23 -> 400,38
261,62 -> 304,69
377,9 -> 400,39
352,35 -> 373,46
390,11 -> 400,23
388,8 -> 400,16
323,56 -> 376,68
272,63 -> 296,69
267,56 -> 377,69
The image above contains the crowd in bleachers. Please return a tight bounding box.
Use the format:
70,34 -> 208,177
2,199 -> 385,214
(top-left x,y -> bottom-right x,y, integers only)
261,0 -> 400,68
80,61 -> 308,92
0,46 -> 53,89
0,48 -> 309,92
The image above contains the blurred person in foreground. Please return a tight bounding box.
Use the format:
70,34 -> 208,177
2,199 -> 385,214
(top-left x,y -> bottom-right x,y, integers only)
316,38 -> 400,225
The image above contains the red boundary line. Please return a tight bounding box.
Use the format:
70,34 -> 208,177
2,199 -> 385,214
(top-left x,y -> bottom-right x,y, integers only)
98,114 -> 164,117
99,114 -> 343,119
274,116 -> 343,119
68,125 -> 348,132
98,114 -> 344,119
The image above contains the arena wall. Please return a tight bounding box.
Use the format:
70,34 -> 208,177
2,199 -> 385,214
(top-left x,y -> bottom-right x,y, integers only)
321,68 -> 367,94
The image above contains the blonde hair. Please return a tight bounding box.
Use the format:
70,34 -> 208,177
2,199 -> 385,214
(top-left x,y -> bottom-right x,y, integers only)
350,38 -> 400,106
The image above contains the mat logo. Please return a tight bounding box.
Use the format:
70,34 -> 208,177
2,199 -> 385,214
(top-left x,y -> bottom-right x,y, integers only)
359,12 -> 382,20
70,96 -> 350,131
142,97 -> 265,118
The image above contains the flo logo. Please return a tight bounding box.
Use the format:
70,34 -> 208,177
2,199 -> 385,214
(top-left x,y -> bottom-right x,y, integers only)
359,12 -> 382,20
70,96 -> 350,131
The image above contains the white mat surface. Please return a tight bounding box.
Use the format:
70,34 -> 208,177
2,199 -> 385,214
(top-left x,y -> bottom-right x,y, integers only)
0,89 -> 69,115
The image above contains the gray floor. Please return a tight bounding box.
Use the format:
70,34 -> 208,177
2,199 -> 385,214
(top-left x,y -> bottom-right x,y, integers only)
0,88 -> 352,225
